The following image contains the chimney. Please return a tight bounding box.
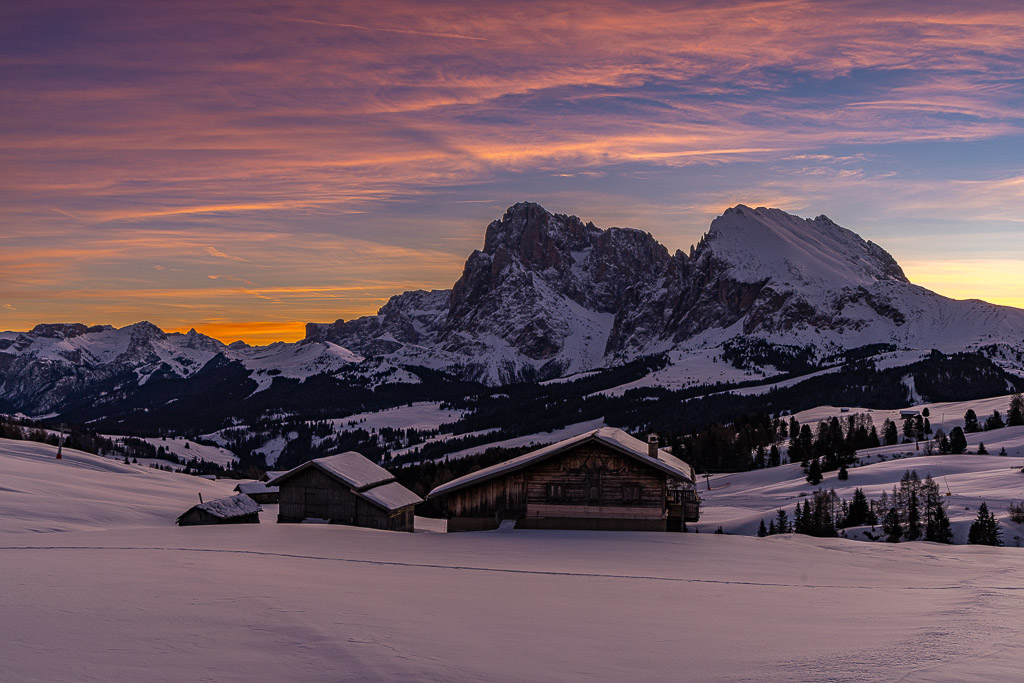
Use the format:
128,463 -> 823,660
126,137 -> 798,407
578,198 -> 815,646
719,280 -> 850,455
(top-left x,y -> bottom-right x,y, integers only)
648,433 -> 659,459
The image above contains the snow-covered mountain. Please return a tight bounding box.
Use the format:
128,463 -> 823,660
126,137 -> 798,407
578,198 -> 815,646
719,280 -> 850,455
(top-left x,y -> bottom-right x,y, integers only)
3,201 -> 1024,417
310,202 -> 1024,381
0,322 -> 363,415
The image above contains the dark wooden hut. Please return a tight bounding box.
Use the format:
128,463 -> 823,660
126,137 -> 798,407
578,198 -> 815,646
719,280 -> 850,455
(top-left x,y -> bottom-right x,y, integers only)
269,452 -> 421,532
427,427 -> 700,532
233,480 -> 279,504
176,493 -> 262,526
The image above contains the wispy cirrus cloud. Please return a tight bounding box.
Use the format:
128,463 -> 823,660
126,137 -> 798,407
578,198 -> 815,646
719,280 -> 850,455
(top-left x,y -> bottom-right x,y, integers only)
3,0 -> 1024,339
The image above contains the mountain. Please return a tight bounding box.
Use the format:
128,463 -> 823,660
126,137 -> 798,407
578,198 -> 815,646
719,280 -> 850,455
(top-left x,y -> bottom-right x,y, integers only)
309,202 -> 1024,381
3,202 -> 1024,420
0,322 -> 363,416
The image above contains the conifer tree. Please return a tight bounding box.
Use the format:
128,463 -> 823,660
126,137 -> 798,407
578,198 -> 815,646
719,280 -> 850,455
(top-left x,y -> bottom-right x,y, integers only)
1009,393 -> 1024,427
837,464 -> 849,481
964,409 -> 981,433
768,444 -> 781,468
949,427 -> 967,455
967,502 -> 1003,546
905,489 -> 922,541
883,419 -> 898,446
977,442 -> 988,455
985,410 -> 1005,431
768,519 -> 777,535
883,507 -> 903,543
806,458 -> 823,485
757,519 -> 768,537
775,507 -> 789,534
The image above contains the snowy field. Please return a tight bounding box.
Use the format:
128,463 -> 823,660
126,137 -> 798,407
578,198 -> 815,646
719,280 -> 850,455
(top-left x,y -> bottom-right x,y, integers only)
102,434 -> 239,467
4,437 -> 1024,680
792,393 -> 1024,437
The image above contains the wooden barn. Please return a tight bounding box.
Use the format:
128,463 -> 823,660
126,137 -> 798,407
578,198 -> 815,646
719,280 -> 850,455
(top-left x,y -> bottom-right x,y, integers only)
233,480 -> 279,504
269,452 -> 422,532
427,427 -> 700,532
176,493 -> 261,526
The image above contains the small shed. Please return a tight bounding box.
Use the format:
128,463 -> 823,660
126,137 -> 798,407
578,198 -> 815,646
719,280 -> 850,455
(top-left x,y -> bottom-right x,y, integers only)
269,452 -> 421,532
428,427 -> 699,532
234,480 -> 279,504
176,493 -> 262,526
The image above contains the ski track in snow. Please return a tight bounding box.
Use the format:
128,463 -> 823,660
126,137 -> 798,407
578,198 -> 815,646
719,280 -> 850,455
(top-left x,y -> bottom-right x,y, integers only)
4,543 -> 1024,592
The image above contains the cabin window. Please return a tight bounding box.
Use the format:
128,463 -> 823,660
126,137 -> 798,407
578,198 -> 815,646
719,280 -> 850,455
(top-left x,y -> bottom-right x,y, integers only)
546,483 -> 564,501
622,485 -> 642,503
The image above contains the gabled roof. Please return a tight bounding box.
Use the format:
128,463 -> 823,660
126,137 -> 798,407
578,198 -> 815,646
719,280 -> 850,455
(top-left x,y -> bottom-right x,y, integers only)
268,452 -> 395,491
267,451 -> 422,512
234,481 -> 279,495
427,427 -> 695,499
178,493 -> 261,521
358,481 -> 423,512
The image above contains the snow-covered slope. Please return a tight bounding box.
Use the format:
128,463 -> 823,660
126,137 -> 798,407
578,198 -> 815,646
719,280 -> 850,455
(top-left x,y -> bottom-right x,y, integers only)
5,436 -> 1024,681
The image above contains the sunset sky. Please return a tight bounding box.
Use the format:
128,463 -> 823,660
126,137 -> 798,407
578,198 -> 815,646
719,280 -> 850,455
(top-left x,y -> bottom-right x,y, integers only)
3,1 -> 1024,344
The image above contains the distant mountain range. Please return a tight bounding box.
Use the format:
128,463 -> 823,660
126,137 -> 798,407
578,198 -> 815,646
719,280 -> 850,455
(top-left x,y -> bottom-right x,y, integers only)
3,202 -> 1024,423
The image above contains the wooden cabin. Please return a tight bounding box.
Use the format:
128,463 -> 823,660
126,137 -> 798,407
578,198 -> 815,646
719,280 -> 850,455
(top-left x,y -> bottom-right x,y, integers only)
427,427 -> 700,532
269,452 -> 421,532
176,493 -> 261,526
233,481 -> 279,504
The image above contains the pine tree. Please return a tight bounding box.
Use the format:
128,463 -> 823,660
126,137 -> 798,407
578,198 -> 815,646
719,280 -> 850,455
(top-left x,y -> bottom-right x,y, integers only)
977,442 -> 988,455
757,519 -> 768,537
768,444 -> 781,468
964,409 -> 980,433
837,464 -> 849,481
883,419 -> 898,446
768,519 -> 777,535
949,427 -> 967,455
986,410 -> 1005,431
967,502 -> 1003,546
1009,393 -> 1024,427
883,507 -> 903,543
775,508 -> 790,534
806,458 -> 823,485
905,489 -> 922,541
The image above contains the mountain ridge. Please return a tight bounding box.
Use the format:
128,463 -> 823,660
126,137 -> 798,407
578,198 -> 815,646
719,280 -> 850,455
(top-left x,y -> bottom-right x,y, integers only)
3,202 -> 1024,417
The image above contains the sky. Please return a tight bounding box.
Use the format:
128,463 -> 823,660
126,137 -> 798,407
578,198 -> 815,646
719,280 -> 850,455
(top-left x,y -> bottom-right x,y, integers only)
3,0 -> 1024,344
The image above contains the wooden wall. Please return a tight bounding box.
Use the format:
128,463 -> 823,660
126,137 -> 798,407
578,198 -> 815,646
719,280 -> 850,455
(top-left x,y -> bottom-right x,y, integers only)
445,442 -> 678,532
277,467 -> 414,531
177,508 -> 260,526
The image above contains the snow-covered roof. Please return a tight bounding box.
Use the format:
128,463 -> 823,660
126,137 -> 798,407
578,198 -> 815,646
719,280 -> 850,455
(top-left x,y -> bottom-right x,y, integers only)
268,451 -> 395,491
179,493 -> 261,520
358,481 -> 423,511
428,427 -> 695,499
234,481 -> 278,495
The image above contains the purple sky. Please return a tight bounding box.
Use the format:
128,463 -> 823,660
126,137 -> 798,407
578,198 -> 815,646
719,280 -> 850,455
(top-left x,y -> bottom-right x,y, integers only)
3,1 -> 1023,343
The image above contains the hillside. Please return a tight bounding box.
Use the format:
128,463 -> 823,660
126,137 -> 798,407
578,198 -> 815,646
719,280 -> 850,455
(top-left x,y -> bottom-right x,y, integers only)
3,437 -> 1024,680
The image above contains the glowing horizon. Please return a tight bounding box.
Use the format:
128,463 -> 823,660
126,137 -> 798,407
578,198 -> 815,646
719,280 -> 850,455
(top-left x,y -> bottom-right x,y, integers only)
3,0 -> 1023,343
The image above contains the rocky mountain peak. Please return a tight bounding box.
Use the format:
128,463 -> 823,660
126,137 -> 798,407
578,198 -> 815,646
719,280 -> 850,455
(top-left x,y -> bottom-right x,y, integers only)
701,205 -> 908,288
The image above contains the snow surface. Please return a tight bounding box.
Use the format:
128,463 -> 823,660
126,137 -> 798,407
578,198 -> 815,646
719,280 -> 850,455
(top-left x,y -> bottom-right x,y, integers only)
235,481 -> 278,496
189,493 -> 261,520
329,401 -> 466,432
6,436 -> 1024,680
274,452 -> 395,490
103,435 -> 238,467
698,425 -> 1024,542
791,393 -> 1024,437
359,481 -> 423,511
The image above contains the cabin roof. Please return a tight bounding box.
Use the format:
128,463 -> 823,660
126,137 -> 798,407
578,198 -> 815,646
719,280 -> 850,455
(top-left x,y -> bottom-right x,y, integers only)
427,427 -> 695,499
358,481 -> 423,511
178,493 -> 261,521
268,451 -> 395,491
234,481 -> 279,495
